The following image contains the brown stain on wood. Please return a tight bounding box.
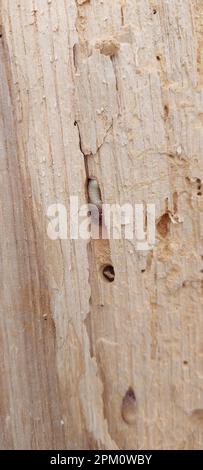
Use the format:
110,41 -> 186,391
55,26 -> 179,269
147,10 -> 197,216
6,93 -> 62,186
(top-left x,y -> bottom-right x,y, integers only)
156,213 -> 170,238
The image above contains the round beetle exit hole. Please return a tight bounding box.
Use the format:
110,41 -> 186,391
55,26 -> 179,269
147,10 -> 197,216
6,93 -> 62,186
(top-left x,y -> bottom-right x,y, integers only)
102,265 -> 115,283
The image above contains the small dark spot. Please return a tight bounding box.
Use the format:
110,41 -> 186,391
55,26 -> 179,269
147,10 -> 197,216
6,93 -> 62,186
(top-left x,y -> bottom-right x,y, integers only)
197,192 -> 202,196
156,55 -> 161,61
191,409 -> 203,422
153,9 -> 157,15
141,269 -> 146,273
102,265 -> 115,283
74,121 -> 77,126
126,387 -> 136,400
196,178 -> 201,184
183,360 -> 188,366
164,104 -> 169,120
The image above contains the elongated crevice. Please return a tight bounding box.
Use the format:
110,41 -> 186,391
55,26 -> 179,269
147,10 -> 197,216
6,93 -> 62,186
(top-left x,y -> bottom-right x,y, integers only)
121,6 -> 125,26
110,56 -> 119,92
75,118 -> 118,448
75,120 -> 89,179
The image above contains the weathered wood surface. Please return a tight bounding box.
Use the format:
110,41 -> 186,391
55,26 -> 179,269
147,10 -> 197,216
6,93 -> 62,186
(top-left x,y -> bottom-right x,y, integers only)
0,0 -> 203,450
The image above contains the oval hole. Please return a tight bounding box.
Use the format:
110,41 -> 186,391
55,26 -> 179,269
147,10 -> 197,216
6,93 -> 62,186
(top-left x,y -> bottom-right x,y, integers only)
121,387 -> 137,425
102,265 -> 115,283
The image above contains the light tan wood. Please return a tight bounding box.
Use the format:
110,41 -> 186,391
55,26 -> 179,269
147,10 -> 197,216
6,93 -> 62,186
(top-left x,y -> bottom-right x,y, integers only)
0,0 -> 203,450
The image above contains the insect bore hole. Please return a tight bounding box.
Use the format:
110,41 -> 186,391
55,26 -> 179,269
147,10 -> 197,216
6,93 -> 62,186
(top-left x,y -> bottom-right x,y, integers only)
121,387 -> 137,425
102,265 -> 115,283
183,360 -> 188,366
